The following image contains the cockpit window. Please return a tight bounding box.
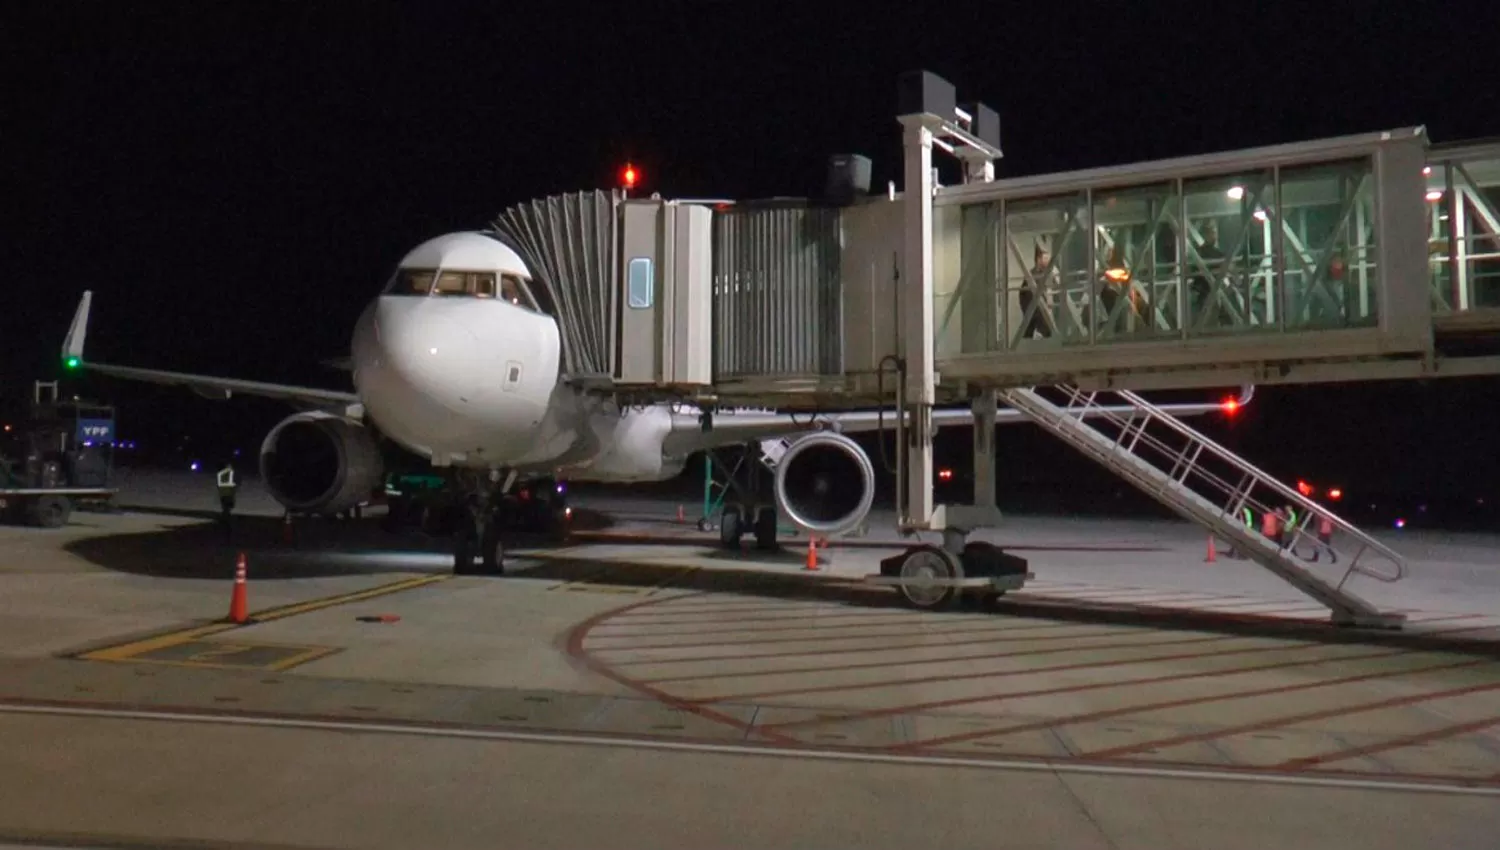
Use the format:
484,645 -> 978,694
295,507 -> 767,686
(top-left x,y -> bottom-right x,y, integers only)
388,267 -> 545,314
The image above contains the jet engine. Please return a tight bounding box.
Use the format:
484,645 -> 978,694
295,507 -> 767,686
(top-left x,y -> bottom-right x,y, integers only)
770,431 -> 876,538
259,411 -> 384,515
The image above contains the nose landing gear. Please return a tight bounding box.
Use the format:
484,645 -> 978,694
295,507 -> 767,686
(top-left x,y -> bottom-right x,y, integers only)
450,471 -> 570,576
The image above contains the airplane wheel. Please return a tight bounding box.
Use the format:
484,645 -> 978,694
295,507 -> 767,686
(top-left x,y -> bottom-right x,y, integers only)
719,506 -> 743,549
897,547 -> 963,611
753,506 -> 778,550
28,496 -> 71,529
453,523 -> 478,575
481,522 -> 505,575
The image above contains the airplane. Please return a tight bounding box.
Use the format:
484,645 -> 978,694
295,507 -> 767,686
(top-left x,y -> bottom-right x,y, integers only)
60,230 -> 1251,575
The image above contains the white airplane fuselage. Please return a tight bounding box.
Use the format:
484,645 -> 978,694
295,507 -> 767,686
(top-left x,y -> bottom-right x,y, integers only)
351,286 -> 686,484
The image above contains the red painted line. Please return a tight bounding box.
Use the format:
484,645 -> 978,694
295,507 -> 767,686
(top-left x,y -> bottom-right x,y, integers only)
590,609 -> 928,632
1279,714 -> 1500,770
562,594 -> 799,746
589,619 -> 1098,655
692,639 -> 1330,705
1087,671 -> 1500,760
1027,587 -> 1226,600
590,614 -> 993,640
895,650 -> 1471,751
606,625 -> 1137,668
762,646 -> 1414,733
1421,623 -> 1500,637
642,633 -> 1235,685
1403,613 -> 1491,626
5,694 -> 1490,790
610,603 -> 849,620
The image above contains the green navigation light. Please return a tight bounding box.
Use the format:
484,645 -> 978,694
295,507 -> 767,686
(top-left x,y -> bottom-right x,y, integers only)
64,356 -> 81,370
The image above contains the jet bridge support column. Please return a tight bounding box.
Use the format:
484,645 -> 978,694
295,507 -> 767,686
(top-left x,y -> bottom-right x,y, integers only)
873,72 -> 1024,611
899,113 -> 939,534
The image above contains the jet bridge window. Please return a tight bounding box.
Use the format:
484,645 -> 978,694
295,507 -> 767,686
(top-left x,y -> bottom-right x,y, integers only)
627,257 -> 654,309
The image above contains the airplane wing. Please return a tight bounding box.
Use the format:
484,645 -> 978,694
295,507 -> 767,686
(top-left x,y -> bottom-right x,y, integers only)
61,291 -> 361,410
665,386 -> 1255,455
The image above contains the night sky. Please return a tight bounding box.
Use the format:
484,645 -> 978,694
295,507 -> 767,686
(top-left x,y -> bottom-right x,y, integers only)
8,3 -> 1500,522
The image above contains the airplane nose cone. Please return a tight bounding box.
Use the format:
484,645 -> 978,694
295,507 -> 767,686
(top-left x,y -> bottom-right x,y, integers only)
377,308 -> 481,405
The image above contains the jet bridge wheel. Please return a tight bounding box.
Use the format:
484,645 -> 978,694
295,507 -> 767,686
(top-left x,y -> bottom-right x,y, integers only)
896,546 -> 964,611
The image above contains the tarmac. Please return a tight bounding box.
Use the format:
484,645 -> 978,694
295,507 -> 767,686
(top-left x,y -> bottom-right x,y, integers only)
2,468 -> 1499,849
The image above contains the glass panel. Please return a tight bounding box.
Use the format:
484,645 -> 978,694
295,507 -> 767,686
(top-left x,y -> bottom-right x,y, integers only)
389,269 -> 435,296
1090,180 -> 1182,342
1424,163 -> 1454,313
627,257 -> 653,309
1181,168 -> 1277,335
432,271 -> 469,296
1277,158 -> 1376,331
1450,157 -> 1500,310
1001,191 -> 1090,349
937,203 -> 1000,356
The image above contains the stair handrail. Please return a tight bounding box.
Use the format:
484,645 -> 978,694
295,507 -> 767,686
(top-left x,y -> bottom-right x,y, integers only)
1043,386 -> 1406,584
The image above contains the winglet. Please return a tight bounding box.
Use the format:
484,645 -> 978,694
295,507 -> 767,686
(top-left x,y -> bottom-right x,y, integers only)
62,291 -> 92,368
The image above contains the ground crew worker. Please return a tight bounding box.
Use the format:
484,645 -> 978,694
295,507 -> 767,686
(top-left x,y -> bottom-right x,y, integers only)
1310,512 -> 1338,563
216,461 -> 238,531
1261,506 -> 1280,544
1228,506 -> 1254,559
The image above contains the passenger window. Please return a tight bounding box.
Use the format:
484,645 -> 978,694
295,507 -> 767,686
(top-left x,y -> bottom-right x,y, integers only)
628,257 -> 653,309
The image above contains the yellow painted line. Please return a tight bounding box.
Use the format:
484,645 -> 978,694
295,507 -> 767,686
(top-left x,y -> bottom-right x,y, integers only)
562,584 -> 647,596
265,645 -> 342,671
78,574 -> 449,664
248,574 -> 449,623
80,624 -> 234,663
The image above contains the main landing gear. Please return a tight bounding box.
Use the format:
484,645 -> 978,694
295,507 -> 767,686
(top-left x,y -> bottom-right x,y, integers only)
450,471 -> 570,576
701,444 -> 782,552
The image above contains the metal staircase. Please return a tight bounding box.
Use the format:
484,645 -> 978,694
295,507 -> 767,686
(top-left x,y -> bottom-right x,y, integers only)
996,386 -> 1408,628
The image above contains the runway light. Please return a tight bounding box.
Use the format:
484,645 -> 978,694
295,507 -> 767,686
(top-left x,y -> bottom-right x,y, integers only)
1227,186 -> 1245,200
938,468 -> 953,481
1328,488 -> 1343,501
190,461 -> 200,472
1426,190 -> 1443,202
1394,518 -> 1406,529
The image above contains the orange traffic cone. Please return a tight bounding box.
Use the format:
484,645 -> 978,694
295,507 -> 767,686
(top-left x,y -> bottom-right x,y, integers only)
804,537 -> 819,571
1204,535 -> 1217,563
228,551 -> 249,624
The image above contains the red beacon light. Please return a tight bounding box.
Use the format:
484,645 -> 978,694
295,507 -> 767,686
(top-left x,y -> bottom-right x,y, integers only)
1328,488 -> 1343,501
621,163 -> 639,191
1220,396 -> 1239,416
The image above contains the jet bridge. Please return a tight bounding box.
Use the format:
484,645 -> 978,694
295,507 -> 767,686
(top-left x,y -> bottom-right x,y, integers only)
483,69 -> 1500,627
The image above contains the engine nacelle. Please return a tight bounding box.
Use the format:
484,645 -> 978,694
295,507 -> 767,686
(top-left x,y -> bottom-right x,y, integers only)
259,411 -> 384,515
770,431 -> 876,538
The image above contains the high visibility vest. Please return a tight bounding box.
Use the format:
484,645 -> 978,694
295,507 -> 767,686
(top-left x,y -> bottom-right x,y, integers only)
1261,512 -> 1279,536
217,467 -> 237,488
1241,507 -> 1253,528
